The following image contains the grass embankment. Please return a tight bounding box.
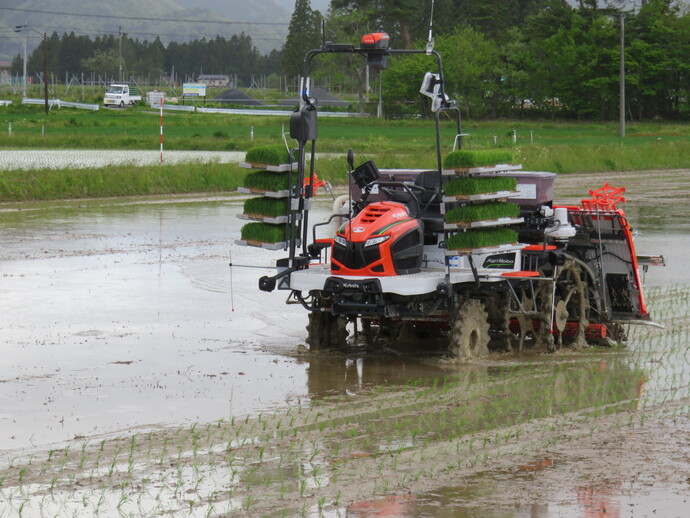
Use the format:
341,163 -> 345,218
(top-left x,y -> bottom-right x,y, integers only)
1,104 -> 688,202
0,162 -> 248,201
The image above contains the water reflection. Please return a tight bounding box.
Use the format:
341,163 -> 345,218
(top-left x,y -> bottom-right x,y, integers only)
298,352 -> 646,461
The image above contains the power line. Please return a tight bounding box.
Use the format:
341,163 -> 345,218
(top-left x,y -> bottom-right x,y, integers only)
3,25 -> 285,42
0,6 -> 289,27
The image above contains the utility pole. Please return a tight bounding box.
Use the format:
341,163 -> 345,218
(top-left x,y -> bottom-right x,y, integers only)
14,22 -> 28,99
43,32 -> 48,115
619,13 -> 625,138
118,26 -> 123,82
15,23 -> 50,113
22,33 -> 27,99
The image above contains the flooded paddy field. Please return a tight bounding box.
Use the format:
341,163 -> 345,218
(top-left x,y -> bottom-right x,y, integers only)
0,171 -> 689,516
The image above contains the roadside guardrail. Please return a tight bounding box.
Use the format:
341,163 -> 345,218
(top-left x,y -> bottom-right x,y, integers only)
22,98 -> 99,110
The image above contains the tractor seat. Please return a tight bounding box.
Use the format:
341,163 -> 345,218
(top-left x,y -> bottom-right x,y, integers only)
413,171 -> 445,234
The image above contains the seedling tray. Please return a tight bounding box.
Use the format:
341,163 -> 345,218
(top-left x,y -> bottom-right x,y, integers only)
442,190 -> 520,202
235,239 -> 300,251
445,243 -> 524,256
239,162 -> 298,172
444,217 -> 524,229
237,187 -> 291,199
237,213 -> 291,225
442,164 -> 523,175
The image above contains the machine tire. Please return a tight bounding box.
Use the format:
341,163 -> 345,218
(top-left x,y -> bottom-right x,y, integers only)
535,260 -> 590,349
306,311 -> 348,350
449,299 -> 490,359
553,261 -> 589,347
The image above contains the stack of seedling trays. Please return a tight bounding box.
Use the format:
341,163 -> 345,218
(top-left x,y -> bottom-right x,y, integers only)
441,150 -> 524,256
235,145 -> 299,250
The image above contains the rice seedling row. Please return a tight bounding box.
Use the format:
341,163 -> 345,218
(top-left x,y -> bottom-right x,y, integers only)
1,286 -> 687,516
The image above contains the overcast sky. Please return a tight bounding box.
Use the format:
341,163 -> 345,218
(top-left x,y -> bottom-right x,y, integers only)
277,0 -> 330,13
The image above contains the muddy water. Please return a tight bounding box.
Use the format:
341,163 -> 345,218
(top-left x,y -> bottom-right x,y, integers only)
0,194 -> 458,452
0,171 -> 689,517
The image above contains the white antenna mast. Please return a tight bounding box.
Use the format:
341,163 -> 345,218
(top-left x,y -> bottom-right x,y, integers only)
426,0 -> 435,54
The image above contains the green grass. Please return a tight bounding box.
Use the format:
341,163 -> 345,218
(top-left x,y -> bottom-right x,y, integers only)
445,202 -> 519,224
242,171 -> 292,192
240,222 -> 291,243
245,145 -> 292,166
0,163 -> 247,202
444,176 -> 518,196
443,150 -> 514,169
446,228 -> 518,250
1,103 -> 688,171
1,103 -> 689,202
243,198 -> 288,218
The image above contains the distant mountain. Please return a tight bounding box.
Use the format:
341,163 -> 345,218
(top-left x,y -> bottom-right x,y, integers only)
173,0 -> 329,19
0,0 -> 291,61
173,0 -> 290,23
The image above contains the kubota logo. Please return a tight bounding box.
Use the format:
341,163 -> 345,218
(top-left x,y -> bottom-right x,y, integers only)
352,227 -> 366,233
392,212 -> 407,219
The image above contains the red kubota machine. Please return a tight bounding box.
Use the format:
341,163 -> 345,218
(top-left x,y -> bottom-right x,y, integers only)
247,33 -> 662,357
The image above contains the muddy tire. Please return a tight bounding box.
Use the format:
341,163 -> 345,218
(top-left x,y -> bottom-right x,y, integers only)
553,261 -> 590,347
449,299 -> 490,359
306,311 -> 348,350
534,260 -> 591,350
507,285 -> 537,352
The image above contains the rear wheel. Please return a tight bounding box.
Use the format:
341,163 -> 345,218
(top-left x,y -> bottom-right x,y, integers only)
306,311 -> 348,350
449,299 -> 490,359
553,261 -> 589,347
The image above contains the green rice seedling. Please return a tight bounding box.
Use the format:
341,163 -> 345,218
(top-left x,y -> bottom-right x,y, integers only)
240,222 -> 294,244
245,145 -> 292,166
445,201 -> 519,224
243,171 -> 292,192
299,479 -> 308,497
446,228 -> 518,250
445,175 -> 517,196
443,150 -> 514,169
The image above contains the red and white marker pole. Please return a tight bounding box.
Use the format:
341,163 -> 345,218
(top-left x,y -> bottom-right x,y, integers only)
159,96 -> 164,163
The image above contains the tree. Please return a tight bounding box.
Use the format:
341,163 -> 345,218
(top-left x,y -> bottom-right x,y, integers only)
380,52 -> 429,117
627,0 -> 687,118
439,27 -> 500,118
330,0 -> 420,48
320,7 -> 378,114
283,0 -> 323,77
81,49 -> 119,77
11,54 -> 22,76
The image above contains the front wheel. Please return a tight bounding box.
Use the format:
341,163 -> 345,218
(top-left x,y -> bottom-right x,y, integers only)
449,299 -> 490,359
306,311 -> 348,350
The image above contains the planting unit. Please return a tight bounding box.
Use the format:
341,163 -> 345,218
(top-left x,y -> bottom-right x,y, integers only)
239,34 -> 662,357
235,146 -> 299,250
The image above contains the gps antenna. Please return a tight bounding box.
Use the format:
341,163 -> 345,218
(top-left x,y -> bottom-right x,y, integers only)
426,0 -> 435,54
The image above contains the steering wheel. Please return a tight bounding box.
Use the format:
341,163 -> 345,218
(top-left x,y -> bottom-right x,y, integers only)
377,181 -> 426,217
379,181 -> 425,199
